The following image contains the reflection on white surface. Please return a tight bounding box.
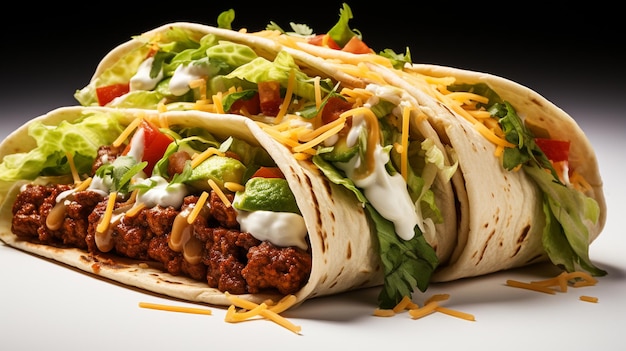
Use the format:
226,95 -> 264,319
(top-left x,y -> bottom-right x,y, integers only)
0,92 -> 624,351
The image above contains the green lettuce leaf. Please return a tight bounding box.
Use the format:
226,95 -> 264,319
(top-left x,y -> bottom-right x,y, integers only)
0,111 -> 125,182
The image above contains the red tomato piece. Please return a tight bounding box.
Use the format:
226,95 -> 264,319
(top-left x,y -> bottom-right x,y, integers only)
251,167 -> 285,179
535,138 -> 570,162
321,96 -> 353,124
228,92 -> 260,115
141,120 -> 174,175
258,81 -> 282,117
123,120 -> 173,175
96,83 -> 130,106
341,36 -> 373,54
308,34 -> 341,50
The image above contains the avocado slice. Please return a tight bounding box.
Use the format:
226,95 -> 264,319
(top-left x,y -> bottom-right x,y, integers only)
187,155 -> 246,190
233,177 -> 300,214
319,136 -> 359,163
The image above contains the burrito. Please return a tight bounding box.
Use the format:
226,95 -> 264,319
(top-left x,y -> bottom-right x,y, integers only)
259,14 -> 607,281
0,22 -> 459,308
67,7 -> 474,308
0,106 -> 393,308
72,4 -> 606,281
1,4 -> 606,311
353,62 -> 607,281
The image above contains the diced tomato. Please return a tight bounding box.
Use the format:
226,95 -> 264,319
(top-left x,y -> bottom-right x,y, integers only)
251,167 -> 285,179
307,34 -> 341,50
258,81 -> 283,117
96,83 -> 130,106
321,96 -> 353,124
535,138 -> 570,163
341,36 -> 373,54
228,92 -> 260,115
123,120 -> 173,175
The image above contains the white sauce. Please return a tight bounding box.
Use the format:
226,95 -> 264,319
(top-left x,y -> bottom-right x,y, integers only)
236,209 -> 308,250
130,57 -> 164,91
126,127 -> 145,162
169,63 -> 210,96
87,175 -> 111,197
135,176 -> 188,208
337,84 -> 420,240
338,143 -> 418,240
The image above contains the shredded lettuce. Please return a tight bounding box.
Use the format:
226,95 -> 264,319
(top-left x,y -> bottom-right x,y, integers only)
524,164 -> 606,276
0,111 -> 125,182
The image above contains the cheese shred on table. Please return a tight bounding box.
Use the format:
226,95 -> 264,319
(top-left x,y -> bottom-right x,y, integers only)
138,302 -> 212,315
224,292 -> 302,334
506,271 -> 598,294
373,294 -> 475,321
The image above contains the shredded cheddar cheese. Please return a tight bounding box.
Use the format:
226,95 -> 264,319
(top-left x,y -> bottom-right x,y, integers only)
190,147 -> 225,169
372,308 -> 396,317
407,301 -> 439,319
139,302 -> 212,315
74,177 -> 92,192
224,182 -> 245,192
393,295 -> 419,313
208,180 -> 231,207
292,117 -> 346,153
374,294 -> 474,321
113,116 -> 143,147
224,292 -> 301,334
293,40 -> 393,68
187,191 -> 209,224
65,152 -> 81,184
273,69 -> 296,124
212,92 -> 225,114
580,295 -> 599,303
506,271 -> 598,295
96,192 -> 118,234
313,76 -> 322,111
225,303 -> 268,322
189,78 -> 207,100
125,202 -> 146,218
434,306 -> 476,321
400,105 -> 411,180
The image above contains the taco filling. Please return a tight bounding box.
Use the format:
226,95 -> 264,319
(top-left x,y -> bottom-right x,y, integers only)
6,110 -> 312,295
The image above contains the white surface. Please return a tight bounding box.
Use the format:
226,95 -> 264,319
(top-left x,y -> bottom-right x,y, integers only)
1,99 -> 624,351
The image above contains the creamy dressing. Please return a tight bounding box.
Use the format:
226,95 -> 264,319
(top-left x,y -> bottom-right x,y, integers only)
169,63 -> 211,96
236,209 -> 308,250
336,83 -> 420,240
126,127 -> 145,162
135,176 -> 188,208
87,175 -> 111,197
338,143 -> 419,240
95,212 -> 124,252
130,57 -> 164,91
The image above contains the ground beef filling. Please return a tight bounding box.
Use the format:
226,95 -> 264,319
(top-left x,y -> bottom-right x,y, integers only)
10,149 -> 312,295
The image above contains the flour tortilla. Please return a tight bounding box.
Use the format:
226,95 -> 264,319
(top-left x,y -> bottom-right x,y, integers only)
370,63 -> 606,281
78,22 -> 461,263
0,106 -> 383,307
76,21 -> 606,285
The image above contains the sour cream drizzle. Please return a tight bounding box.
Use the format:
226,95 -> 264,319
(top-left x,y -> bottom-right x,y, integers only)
130,57 -> 164,91
169,63 -> 211,96
135,176 -> 188,209
235,209 -> 308,250
337,84 -> 420,240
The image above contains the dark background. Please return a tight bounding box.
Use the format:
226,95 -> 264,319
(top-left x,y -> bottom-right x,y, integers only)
2,1 -> 623,129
